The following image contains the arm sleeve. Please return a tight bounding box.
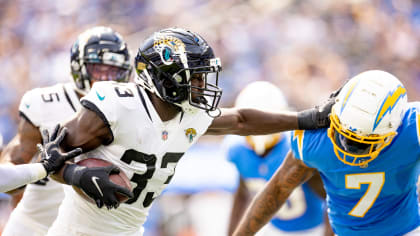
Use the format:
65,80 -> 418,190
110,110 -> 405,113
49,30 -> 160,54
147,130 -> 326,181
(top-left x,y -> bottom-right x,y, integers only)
0,163 -> 47,192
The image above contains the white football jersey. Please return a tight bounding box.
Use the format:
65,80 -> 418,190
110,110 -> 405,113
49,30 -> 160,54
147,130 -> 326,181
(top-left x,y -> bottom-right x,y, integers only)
48,81 -> 214,236
3,83 -> 82,236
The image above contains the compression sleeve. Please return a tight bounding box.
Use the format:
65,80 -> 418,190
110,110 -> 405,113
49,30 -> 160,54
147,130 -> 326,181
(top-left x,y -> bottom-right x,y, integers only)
0,163 -> 47,192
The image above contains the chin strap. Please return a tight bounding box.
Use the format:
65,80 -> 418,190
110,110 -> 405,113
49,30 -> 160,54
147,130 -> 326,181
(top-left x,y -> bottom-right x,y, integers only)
177,100 -> 199,114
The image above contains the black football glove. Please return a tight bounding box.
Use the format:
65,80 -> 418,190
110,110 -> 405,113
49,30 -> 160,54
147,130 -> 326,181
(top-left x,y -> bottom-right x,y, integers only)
37,124 -> 82,175
297,87 -> 342,130
63,164 -> 134,209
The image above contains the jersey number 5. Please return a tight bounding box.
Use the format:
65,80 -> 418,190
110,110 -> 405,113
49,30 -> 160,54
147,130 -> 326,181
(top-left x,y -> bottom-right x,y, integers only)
345,172 -> 385,217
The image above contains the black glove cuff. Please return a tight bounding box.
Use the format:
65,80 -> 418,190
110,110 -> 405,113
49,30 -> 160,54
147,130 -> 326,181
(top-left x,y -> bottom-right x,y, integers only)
41,162 -> 50,175
297,108 -> 317,130
63,164 -> 86,187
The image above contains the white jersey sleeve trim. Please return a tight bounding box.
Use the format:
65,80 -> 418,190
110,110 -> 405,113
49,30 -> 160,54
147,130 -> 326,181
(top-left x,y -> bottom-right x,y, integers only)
0,163 -> 47,192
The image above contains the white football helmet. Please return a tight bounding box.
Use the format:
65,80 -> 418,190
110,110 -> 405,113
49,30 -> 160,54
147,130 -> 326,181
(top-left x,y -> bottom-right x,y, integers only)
235,81 -> 289,155
328,70 -> 407,166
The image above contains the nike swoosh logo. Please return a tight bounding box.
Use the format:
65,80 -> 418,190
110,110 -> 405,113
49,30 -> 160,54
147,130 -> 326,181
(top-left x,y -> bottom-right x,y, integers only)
96,91 -> 105,101
91,176 -> 104,197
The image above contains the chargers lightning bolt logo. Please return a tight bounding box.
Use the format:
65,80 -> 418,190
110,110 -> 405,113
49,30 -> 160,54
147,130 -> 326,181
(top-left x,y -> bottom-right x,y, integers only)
293,130 -> 305,160
373,85 -> 406,131
341,79 -> 360,114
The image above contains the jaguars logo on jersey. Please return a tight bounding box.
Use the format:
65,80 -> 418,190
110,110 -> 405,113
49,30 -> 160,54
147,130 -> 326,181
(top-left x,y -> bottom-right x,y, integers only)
185,128 -> 197,143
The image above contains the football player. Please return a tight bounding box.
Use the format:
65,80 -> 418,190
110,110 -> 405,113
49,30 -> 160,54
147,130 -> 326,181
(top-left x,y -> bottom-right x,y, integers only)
1,26 -> 132,236
233,70 -> 420,236
226,81 -> 331,236
45,27 -> 336,236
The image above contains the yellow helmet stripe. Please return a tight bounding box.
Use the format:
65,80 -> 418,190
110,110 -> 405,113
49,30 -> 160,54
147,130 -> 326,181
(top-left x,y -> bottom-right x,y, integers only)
374,85 -> 406,131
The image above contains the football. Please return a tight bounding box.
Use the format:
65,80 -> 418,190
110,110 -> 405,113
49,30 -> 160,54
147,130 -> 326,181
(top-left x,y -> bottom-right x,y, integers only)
72,158 -> 132,204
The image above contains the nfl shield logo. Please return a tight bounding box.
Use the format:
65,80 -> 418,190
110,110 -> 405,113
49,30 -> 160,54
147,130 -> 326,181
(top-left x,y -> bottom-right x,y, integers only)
162,130 -> 168,141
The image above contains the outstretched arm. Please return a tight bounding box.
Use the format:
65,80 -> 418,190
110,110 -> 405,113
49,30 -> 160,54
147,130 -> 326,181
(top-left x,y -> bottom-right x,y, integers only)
207,108 -> 298,136
206,85 -> 340,136
232,151 -> 316,236
0,125 -> 81,193
0,117 -> 43,194
206,102 -> 334,136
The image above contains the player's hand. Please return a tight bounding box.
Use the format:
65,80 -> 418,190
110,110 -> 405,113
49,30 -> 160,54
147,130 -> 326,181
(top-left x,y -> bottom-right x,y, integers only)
297,87 -> 342,130
38,124 -> 82,175
64,164 -> 134,209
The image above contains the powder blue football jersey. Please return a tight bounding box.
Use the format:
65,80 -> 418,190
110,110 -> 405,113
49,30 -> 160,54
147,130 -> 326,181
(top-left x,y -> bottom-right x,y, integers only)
227,133 -> 324,232
291,103 -> 420,236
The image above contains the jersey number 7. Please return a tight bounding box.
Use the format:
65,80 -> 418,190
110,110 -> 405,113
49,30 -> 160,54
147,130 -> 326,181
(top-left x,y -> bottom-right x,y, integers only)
345,172 -> 385,217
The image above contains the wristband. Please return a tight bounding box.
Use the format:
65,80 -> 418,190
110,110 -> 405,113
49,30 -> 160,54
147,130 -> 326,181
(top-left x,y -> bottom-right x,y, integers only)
297,108 -> 317,130
63,164 -> 86,187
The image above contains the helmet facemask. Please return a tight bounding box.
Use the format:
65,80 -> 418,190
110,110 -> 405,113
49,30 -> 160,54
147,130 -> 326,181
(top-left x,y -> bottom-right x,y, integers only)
183,62 -> 222,113
328,110 -> 397,167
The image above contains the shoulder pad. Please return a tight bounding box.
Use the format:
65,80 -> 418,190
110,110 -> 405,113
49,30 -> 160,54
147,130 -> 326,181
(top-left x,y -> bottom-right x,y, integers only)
290,129 -> 328,168
18,84 -> 66,127
81,81 -> 140,127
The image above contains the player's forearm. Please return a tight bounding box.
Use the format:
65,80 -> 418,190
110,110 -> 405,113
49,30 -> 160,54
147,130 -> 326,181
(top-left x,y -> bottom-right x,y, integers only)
208,108 -> 298,136
0,163 -> 46,192
306,171 -> 326,198
228,188 -> 250,235
323,211 -> 334,236
236,109 -> 298,136
0,138 -> 38,165
50,162 -> 70,184
233,181 -> 287,235
233,152 -> 315,235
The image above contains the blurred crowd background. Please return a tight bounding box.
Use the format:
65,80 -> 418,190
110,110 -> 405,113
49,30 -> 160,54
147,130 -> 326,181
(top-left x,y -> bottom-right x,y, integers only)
1,0 -> 420,235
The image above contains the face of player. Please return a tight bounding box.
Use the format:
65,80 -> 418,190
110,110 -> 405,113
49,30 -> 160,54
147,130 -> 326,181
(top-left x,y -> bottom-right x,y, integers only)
86,63 -> 128,83
190,73 -> 206,104
335,132 -> 374,155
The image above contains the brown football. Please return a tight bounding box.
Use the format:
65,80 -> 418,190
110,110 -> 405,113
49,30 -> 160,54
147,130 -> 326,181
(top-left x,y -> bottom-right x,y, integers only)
72,158 -> 132,204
